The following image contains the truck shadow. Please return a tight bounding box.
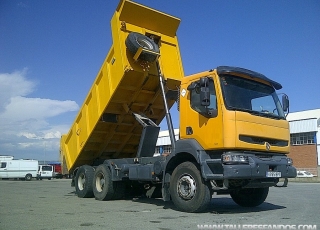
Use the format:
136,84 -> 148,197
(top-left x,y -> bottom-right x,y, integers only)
131,196 -> 285,214
206,197 -> 285,214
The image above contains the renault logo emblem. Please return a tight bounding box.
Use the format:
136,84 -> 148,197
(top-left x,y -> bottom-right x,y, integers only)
266,142 -> 271,151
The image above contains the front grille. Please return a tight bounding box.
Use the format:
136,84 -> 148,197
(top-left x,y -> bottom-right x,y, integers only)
239,135 -> 288,147
255,154 -> 272,159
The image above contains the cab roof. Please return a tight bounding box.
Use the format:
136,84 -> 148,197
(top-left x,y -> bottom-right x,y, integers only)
216,66 -> 282,90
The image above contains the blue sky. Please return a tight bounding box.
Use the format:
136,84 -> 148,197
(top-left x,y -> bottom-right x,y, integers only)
0,0 -> 319,161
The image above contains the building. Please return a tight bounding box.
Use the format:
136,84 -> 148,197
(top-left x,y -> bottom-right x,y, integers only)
287,109 -> 320,176
155,109 -> 320,176
155,129 -> 179,156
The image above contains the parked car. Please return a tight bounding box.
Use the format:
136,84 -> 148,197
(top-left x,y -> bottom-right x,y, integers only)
297,170 -> 314,178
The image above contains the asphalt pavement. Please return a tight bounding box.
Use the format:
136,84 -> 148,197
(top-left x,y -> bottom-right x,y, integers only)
0,179 -> 319,230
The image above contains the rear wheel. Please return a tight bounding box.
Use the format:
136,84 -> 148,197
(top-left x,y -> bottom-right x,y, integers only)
93,164 -> 125,201
230,187 -> 269,207
25,174 -> 32,181
75,165 -> 94,198
170,161 -> 211,213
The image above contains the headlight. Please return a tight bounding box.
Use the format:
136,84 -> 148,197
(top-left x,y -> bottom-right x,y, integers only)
222,154 -> 249,164
287,157 -> 293,165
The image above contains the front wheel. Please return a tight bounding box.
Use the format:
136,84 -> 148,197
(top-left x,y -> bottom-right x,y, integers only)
170,161 -> 211,213
230,187 -> 269,207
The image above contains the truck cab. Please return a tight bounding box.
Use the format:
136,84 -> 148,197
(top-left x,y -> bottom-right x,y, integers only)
180,66 -> 290,153
162,66 -> 296,211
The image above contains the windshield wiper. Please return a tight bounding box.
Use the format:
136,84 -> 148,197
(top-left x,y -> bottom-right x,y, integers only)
228,106 -> 283,120
228,106 -> 257,114
256,111 -> 283,120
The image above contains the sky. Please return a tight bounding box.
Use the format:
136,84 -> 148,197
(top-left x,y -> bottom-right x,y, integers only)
0,0 -> 319,161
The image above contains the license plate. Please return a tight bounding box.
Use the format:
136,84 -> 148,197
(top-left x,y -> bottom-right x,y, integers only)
266,171 -> 281,178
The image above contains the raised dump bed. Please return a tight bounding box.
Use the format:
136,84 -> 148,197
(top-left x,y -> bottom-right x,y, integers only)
60,0 -> 184,172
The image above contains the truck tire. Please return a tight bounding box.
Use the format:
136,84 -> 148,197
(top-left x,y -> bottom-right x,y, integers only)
93,164 -> 125,201
25,174 -> 32,181
75,165 -> 94,198
170,161 -> 211,213
125,32 -> 159,62
230,187 -> 269,207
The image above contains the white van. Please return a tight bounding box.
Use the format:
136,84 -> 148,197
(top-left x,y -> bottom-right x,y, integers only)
0,156 -> 38,181
37,165 -> 54,180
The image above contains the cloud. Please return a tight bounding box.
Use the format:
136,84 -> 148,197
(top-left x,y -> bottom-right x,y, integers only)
17,2 -> 29,8
0,69 -> 35,112
1,96 -> 78,121
18,130 -> 62,140
0,69 -> 79,160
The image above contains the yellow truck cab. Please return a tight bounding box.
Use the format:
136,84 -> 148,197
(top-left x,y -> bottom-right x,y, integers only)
60,0 -> 296,213
170,66 -> 295,207
180,66 -> 289,154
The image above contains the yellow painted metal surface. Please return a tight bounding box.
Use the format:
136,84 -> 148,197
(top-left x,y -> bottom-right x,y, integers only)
179,71 -> 224,150
61,0 -> 184,172
179,69 -> 290,154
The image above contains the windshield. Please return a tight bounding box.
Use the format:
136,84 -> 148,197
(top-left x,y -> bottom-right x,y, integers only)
220,75 -> 285,119
41,165 -> 53,171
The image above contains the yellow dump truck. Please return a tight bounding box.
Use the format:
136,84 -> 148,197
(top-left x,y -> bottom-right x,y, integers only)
60,0 -> 296,212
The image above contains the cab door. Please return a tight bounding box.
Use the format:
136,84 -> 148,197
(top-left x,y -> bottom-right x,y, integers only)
0,161 -> 8,178
180,74 -> 224,150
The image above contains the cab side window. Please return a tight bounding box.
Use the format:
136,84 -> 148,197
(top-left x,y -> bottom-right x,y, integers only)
190,79 -> 217,114
1,162 -> 7,168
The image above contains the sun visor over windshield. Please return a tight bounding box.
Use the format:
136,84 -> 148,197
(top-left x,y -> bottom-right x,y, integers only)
216,66 -> 282,90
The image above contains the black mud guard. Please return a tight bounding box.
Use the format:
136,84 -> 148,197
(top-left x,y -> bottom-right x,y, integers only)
163,138 -> 206,183
103,158 -> 134,181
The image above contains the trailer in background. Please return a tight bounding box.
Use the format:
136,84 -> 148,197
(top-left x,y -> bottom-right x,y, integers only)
47,162 -> 70,179
0,156 -> 38,181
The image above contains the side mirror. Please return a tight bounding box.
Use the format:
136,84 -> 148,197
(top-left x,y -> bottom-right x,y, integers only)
200,77 -> 210,106
282,94 -> 289,112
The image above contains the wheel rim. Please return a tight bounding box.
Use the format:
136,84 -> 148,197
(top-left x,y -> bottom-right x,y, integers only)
136,37 -> 153,50
177,174 -> 196,200
78,173 -> 85,191
95,172 -> 105,192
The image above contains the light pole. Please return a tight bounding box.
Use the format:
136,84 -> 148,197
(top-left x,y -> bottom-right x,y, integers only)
42,138 -> 46,165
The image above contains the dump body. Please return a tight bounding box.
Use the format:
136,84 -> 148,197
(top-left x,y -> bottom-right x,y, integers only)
60,0 -> 184,172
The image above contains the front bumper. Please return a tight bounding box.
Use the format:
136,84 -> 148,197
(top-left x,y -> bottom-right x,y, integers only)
223,154 -> 296,179
202,152 -> 297,180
